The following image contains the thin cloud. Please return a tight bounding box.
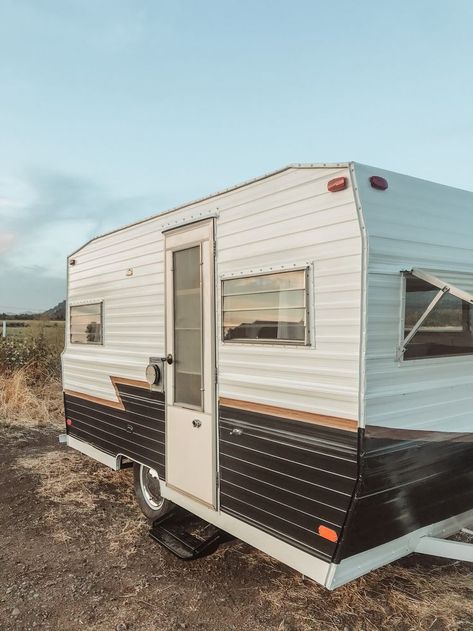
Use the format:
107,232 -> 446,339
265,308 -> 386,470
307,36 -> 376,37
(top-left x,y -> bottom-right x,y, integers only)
0,232 -> 15,253
1,169 -> 164,310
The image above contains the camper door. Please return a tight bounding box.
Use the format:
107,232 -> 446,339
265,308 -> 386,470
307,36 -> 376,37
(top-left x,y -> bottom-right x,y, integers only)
164,219 -> 216,507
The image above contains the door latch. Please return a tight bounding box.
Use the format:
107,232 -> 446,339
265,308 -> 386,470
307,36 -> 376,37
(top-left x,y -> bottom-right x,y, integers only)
192,419 -> 202,428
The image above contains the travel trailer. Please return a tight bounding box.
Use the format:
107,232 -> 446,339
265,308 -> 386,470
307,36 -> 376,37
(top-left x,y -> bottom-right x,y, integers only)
61,163 -> 473,589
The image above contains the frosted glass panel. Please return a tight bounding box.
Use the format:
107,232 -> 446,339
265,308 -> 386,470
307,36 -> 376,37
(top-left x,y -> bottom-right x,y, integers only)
173,246 -> 202,407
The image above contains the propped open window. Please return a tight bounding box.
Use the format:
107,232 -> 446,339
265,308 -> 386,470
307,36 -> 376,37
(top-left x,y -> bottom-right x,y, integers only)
399,269 -> 473,360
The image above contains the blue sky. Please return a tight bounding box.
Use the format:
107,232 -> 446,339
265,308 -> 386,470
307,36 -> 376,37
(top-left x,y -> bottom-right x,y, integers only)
1,0 -> 473,312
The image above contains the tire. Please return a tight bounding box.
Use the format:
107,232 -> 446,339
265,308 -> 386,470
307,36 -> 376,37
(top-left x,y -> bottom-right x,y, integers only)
133,463 -> 173,522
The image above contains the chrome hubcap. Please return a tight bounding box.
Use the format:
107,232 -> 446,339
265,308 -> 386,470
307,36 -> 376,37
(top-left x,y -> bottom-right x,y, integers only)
140,466 -> 164,510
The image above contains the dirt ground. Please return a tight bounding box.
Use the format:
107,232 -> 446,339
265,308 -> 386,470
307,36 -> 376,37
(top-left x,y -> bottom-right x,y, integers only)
1,423 -> 473,631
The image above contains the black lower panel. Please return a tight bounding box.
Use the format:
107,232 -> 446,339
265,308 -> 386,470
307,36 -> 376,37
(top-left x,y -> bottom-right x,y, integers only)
219,405 -> 358,562
336,427 -> 473,561
64,384 -> 166,479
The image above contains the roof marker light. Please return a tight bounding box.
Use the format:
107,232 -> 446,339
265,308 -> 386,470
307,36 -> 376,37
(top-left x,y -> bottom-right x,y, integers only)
327,177 -> 348,192
318,525 -> 338,542
370,175 -> 388,190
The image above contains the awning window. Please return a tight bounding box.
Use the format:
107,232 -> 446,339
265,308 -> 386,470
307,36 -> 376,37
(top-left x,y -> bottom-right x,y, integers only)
399,269 -> 473,361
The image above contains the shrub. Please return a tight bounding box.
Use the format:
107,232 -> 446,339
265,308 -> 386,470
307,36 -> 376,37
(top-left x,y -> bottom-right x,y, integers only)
0,334 -> 61,383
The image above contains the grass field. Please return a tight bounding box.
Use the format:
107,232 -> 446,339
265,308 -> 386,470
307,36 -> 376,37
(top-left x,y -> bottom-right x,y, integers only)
2,319 -> 65,349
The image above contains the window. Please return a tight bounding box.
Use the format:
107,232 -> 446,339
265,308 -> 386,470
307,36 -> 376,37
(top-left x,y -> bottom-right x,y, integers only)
173,246 -> 202,408
70,303 -> 103,344
222,269 -> 309,344
402,274 -> 473,359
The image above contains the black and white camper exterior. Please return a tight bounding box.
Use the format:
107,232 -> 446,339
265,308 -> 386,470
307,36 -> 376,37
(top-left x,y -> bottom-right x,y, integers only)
61,163 -> 473,588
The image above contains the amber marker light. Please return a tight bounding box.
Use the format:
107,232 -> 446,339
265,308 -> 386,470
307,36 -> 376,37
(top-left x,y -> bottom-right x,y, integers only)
327,176 -> 348,192
318,524 -> 338,542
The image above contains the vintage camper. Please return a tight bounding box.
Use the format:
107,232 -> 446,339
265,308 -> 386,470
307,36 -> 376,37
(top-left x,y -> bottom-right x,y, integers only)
61,163 -> 473,588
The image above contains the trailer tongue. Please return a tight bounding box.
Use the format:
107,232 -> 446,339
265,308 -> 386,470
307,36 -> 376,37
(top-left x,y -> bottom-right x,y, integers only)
415,530 -> 473,562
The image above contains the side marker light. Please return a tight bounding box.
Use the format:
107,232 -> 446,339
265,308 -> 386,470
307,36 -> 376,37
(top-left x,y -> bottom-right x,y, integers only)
318,525 -> 338,542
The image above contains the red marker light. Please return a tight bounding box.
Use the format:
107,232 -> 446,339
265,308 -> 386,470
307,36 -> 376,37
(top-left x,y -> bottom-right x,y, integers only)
370,175 -> 388,190
66,418 -> 73,427
318,525 -> 338,542
327,176 -> 348,192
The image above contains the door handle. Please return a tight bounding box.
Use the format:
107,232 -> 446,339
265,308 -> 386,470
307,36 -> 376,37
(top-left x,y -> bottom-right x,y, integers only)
161,354 -> 173,365
230,428 -> 242,436
192,419 -> 202,428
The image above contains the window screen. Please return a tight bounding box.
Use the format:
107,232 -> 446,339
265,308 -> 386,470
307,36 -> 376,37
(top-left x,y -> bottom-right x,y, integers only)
403,275 -> 473,359
222,269 -> 308,344
70,303 -> 103,344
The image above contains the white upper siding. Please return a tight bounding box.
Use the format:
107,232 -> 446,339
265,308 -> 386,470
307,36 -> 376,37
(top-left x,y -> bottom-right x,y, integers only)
355,162 -> 473,433
63,166 -> 362,421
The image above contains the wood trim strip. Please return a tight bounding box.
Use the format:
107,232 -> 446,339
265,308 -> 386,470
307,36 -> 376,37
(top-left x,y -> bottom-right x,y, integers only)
219,397 -> 358,432
64,376 -> 151,411
64,388 -> 124,411
111,376 -> 150,389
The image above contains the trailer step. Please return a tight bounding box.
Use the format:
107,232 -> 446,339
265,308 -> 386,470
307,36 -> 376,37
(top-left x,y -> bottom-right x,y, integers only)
149,508 -> 234,560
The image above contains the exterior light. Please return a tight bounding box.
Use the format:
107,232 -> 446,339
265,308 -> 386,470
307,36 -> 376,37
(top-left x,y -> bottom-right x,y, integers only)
370,176 -> 388,190
318,524 -> 338,542
327,177 -> 348,192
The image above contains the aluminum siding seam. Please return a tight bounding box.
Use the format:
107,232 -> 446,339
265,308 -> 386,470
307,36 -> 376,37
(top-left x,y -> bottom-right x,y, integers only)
349,162 -> 367,429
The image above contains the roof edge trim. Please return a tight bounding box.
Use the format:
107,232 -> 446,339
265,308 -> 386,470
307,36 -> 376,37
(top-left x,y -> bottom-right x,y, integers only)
69,162 -> 351,257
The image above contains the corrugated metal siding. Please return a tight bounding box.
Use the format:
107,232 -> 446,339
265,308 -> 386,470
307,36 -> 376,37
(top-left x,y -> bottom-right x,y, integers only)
219,404 -> 358,561
355,162 -> 473,433
63,166 -> 362,422
65,384 -> 166,478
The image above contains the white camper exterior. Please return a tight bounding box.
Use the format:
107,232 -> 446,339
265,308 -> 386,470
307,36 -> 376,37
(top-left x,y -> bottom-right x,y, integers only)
62,163 -> 473,588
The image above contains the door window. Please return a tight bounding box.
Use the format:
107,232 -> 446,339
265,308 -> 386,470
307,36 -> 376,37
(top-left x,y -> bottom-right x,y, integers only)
173,246 -> 202,408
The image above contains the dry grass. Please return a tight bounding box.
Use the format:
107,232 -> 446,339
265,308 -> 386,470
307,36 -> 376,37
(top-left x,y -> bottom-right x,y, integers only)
16,449 -> 146,552
0,368 -> 63,433
256,559 -> 473,631
9,445 -> 473,630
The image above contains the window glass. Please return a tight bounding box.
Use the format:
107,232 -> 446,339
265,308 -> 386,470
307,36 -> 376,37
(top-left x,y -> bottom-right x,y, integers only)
173,246 -> 202,408
70,303 -> 103,344
403,275 -> 473,359
222,269 -> 308,344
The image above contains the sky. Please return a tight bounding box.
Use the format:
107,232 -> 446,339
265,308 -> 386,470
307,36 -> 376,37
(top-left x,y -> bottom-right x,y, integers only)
1,0 -> 473,312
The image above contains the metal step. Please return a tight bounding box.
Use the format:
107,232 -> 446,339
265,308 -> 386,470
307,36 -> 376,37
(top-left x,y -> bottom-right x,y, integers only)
149,508 -> 234,560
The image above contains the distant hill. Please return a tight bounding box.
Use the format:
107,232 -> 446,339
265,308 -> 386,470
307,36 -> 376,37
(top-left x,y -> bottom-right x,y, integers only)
42,300 -> 66,321
0,300 -> 66,321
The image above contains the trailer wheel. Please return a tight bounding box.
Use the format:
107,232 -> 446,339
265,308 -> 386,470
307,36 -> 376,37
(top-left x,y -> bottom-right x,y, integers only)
133,463 -> 173,521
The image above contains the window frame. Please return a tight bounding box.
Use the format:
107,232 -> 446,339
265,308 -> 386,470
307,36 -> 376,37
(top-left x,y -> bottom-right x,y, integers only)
69,300 -> 104,346
221,266 -> 311,347
398,272 -> 473,362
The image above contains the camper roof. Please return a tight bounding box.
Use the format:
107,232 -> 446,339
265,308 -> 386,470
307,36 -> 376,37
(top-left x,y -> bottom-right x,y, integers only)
70,163 -> 350,256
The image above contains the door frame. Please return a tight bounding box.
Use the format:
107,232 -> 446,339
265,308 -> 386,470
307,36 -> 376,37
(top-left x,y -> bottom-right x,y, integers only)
163,218 -> 217,507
